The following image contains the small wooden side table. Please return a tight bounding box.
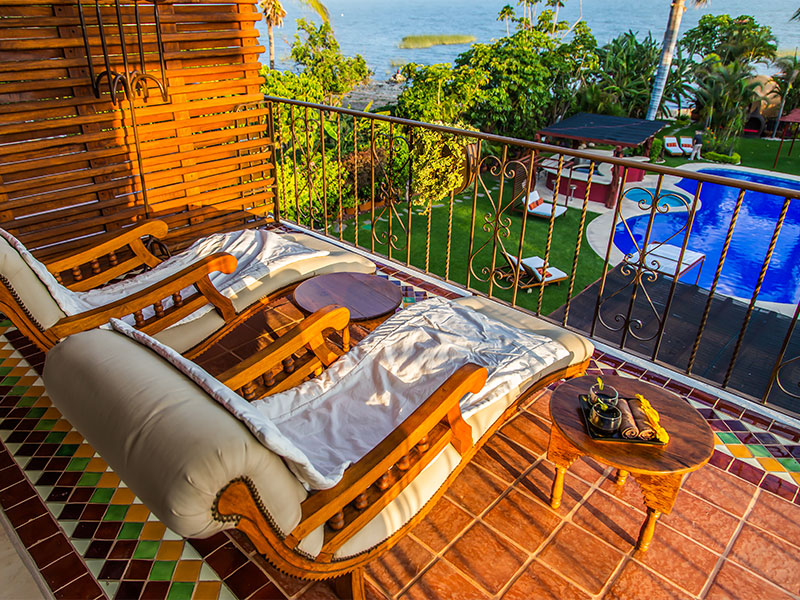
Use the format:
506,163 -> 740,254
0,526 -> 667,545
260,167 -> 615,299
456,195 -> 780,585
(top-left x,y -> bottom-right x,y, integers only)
547,374 -> 714,552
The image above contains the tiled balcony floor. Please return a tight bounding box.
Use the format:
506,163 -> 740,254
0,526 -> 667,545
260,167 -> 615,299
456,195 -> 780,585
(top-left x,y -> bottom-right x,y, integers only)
0,263 -> 799,599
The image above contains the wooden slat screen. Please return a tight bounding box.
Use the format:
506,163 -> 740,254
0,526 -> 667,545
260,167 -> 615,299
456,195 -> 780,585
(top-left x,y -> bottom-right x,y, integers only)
0,0 -> 274,259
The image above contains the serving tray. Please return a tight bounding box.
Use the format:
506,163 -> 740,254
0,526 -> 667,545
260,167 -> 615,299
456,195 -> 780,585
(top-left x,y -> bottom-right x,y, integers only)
579,395 -> 666,446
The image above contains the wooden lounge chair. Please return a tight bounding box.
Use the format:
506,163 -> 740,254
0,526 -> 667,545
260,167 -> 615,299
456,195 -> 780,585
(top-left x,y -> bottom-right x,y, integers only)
663,136 -> 683,156
679,137 -> 694,154
43,296 -> 593,598
0,220 -> 374,356
526,191 -> 567,219
498,244 -> 568,289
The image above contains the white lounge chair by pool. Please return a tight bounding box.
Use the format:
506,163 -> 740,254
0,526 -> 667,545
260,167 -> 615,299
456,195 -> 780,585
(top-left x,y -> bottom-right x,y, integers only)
679,137 -> 694,154
526,191 -> 567,219
663,137 -> 682,156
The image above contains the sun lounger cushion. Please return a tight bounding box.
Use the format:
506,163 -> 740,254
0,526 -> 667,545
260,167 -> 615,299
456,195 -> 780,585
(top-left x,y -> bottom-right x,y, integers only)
44,295 -> 592,559
527,202 -> 567,219
110,296 -> 569,489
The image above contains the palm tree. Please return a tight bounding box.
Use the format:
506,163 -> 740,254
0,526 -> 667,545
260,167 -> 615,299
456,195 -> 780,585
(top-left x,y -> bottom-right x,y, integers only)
260,0 -> 330,70
646,0 -> 707,120
546,0 -> 566,33
498,4 -> 515,35
772,53 -> 800,136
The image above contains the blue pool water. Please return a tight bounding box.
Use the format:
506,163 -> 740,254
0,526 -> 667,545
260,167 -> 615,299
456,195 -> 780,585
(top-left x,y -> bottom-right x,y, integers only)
623,187 -> 690,209
613,169 -> 800,304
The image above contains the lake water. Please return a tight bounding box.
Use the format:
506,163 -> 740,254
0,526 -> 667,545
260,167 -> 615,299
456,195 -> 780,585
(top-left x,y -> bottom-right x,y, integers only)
259,0 -> 800,78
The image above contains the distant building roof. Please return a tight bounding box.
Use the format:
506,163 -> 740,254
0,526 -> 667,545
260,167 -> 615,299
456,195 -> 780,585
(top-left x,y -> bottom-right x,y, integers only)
779,108 -> 800,124
538,112 -> 668,148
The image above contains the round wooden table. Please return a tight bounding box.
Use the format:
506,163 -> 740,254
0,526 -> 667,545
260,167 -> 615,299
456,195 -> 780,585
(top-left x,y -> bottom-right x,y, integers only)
293,272 -> 404,322
547,374 -> 714,552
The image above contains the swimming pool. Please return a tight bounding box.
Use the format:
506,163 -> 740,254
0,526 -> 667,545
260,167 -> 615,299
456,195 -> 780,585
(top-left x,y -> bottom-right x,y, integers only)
622,187 -> 691,209
613,168 -> 800,305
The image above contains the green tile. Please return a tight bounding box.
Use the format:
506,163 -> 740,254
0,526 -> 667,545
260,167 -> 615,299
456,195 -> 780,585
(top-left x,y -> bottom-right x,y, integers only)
746,444 -> 772,458
90,488 -> 114,504
34,419 -> 57,431
167,582 -> 194,600
45,431 -> 67,444
1,376 -> 20,386
77,472 -> 102,487
104,505 -> 129,521
133,540 -> 160,560
118,522 -> 144,540
716,432 -> 739,445
149,560 -> 176,581
66,457 -> 90,472
10,386 -> 29,396
56,444 -> 79,457
25,407 -> 46,419
0,366 -> 12,376
16,397 -> 36,407
0,319 -> 12,327
778,458 -> 800,472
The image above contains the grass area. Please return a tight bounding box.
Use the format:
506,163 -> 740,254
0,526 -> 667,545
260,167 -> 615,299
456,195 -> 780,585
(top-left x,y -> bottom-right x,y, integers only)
655,124 -> 800,177
336,177 -> 605,316
398,34 -> 476,49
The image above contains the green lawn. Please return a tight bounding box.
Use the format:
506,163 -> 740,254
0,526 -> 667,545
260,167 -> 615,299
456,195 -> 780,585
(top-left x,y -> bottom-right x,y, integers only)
656,124 -> 800,176
335,177 -> 606,316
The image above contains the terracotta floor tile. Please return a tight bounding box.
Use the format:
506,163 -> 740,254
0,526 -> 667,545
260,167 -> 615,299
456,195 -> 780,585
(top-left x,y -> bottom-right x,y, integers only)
727,524 -> 800,594
605,560 -> 693,600
634,525 -> 719,596
400,559 -> 489,600
569,456 -> 608,485
516,459 -> 590,514
365,535 -> 435,597
445,462 -> 507,515
443,521 -> 526,594
471,435 -> 537,484
746,490 -> 800,548
705,560 -> 796,600
599,474 -> 648,509
502,560 -> 589,600
683,466 -> 757,517
411,496 -> 473,552
538,523 -> 624,594
499,412 -> 552,455
572,490 -> 644,551
483,489 -> 561,552
660,490 -> 740,554
525,389 -> 552,422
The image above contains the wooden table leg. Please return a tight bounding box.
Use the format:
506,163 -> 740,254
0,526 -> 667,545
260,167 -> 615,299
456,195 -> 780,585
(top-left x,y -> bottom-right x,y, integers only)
615,469 -> 629,486
546,426 -> 583,510
637,508 -> 661,552
632,471 -> 684,552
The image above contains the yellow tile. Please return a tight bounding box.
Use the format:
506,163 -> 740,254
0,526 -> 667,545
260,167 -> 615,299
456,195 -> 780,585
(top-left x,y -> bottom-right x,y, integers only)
193,581 -> 221,599
52,419 -> 71,432
141,522 -> 167,540
33,397 -> 52,408
18,375 -> 39,386
714,433 -> 727,445
97,472 -> 120,488
74,444 -> 94,458
728,444 -> 752,459
86,457 -> 108,472
111,488 -> 136,505
157,540 -> 184,561
791,472 -> 800,486
125,504 -> 150,522
174,560 -> 203,582
43,407 -> 62,420
757,457 -> 784,472
63,431 -> 84,445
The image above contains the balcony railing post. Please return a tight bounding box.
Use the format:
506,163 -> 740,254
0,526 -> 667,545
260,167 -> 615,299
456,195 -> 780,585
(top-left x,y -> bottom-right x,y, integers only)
563,161 -> 594,326
319,109 -> 329,236
466,140 -> 482,291
511,149 -> 537,307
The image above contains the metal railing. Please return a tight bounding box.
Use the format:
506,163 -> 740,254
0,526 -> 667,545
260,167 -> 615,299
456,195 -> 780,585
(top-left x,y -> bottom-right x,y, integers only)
260,95 -> 800,417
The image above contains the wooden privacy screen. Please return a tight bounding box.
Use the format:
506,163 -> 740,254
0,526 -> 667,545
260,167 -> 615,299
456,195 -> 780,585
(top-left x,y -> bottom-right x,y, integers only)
0,0 -> 275,260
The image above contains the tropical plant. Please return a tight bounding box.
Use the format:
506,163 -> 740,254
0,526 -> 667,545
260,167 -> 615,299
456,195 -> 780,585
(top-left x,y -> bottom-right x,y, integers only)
259,0 -> 329,70
498,4 -> 515,36
646,0 -> 707,120
679,14 -> 777,65
771,53 -> 800,136
545,0 -> 566,33
290,19 -> 371,100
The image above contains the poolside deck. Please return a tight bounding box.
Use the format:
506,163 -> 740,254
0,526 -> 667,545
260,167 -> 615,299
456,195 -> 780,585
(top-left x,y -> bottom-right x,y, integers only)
550,264 -> 800,414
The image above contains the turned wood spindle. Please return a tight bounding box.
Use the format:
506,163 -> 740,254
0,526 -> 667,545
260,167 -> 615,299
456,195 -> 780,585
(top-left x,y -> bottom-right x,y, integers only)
376,473 -> 391,491
282,356 -> 295,374
153,300 -> 164,318
172,292 -> 183,307
353,492 -> 368,510
263,370 -> 276,388
416,435 -> 429,453
133,310 -> 145,327
90,258 -> 101,274
71,265 -> 83,281
327,511 -> 345,531
241,380 -> 257,401
54,272 -> 63,284
108,251 -> 118,266
396,455 -> 410,471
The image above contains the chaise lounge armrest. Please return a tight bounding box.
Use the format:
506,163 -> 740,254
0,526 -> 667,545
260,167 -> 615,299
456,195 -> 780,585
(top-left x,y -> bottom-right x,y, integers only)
49,252 -> 237,339
45,220 -> 169,291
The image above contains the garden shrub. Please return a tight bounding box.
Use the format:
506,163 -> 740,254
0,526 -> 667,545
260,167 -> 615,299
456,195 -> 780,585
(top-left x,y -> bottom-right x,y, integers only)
649,138 -> 664,162
705,150 -> 741,164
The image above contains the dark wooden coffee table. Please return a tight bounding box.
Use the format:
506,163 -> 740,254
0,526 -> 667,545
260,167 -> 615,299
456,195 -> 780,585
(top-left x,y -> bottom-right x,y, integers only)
547,374 -> 714,552
293,271 -> 403,324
